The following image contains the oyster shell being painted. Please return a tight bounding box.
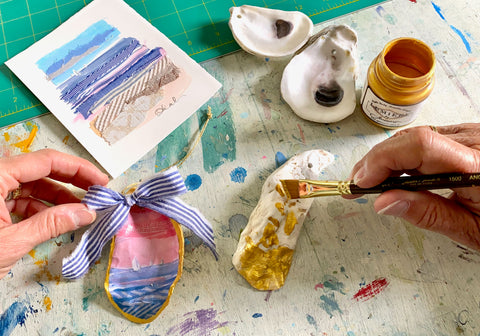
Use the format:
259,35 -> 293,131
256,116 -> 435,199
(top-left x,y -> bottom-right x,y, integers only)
232,149 -> 334,290
280,25 -> 359,123
229,5 -> 313,59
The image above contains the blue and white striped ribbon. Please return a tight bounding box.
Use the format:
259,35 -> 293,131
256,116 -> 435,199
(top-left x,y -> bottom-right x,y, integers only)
62,167 -> 217,279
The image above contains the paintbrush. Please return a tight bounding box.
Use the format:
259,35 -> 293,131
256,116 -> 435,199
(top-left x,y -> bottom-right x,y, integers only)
280,172 -> 480,199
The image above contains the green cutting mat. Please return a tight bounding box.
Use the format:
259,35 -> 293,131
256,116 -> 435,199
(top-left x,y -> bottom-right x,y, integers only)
0,0 -> 385,128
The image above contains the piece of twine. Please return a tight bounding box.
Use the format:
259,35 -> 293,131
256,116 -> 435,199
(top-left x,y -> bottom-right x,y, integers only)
122,106 -> 213,194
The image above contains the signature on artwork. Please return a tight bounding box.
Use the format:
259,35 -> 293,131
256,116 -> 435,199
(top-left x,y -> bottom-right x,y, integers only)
155,96 -> 178,116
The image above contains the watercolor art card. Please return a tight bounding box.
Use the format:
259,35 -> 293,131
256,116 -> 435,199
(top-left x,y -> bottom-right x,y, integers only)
6,0 -> 221,178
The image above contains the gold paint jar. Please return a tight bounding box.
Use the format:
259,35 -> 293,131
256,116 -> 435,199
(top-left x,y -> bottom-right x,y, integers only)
360,37 -> 436,128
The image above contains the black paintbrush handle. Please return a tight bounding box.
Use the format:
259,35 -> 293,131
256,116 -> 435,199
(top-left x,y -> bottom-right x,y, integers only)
349,172 -> 480,194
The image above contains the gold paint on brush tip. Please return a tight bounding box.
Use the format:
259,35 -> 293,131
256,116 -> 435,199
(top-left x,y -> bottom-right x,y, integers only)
280,179 -> 353,199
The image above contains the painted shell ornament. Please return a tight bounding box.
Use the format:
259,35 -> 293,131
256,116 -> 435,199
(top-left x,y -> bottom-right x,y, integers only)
61,167 -> 216,323
232,149 -> 334,290
281,25 -> 359,123
228,5 -> 313,58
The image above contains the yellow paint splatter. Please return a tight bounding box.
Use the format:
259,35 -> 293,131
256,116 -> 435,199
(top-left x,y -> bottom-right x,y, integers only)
3,132 -> 10,142
28,249 -> 61,284
43,296 -> 52,311
13,124 -> 38,152
217,326 -> 231,335
62,135 -> 69,144
28,250 -> 36,259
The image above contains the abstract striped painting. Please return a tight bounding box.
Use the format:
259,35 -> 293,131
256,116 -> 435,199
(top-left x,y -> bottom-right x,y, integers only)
6,0 -> 221,177
36,20 -> 191,145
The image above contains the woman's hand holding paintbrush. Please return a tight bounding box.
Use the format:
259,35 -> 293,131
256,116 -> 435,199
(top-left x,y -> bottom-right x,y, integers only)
281,172 -> 480,199
297,124 -> 480,251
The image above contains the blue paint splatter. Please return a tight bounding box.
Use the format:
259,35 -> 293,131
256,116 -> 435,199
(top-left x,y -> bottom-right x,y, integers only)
431,2 -> 471,53
82,297 -> 89,312
185,174 -> 202,191
194,296 -> 199,303
449,25 -> 472,53
354,198 -> 368,204
431,1 -> 446,20
319,293 -> 342,318
0,302 -> 29,336
347,332 -> 356,336
230,167 -> 247,183
275,151 -> 287,168
321,275 -> 346,295
252,313 -> 263,318
376,6 -> 385,16
306,314 -> 317,330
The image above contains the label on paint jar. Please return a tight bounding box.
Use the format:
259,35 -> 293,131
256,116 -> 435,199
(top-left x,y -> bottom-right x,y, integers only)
360,86 -> 426,128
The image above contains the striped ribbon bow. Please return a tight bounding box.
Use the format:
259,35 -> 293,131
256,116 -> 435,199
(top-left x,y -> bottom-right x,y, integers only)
62,167 -> 216,279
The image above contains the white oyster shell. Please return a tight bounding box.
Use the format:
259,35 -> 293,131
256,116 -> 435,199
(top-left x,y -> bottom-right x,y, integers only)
232,149 -> 335,290
229,5 -> 313,59
280,24 -> 358,123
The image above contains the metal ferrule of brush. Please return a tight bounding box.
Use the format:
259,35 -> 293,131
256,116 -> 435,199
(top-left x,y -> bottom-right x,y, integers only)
302,180 -> 352,197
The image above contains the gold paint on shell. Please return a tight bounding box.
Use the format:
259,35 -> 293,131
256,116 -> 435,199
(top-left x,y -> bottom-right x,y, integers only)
259,223 -> 279,248
275,202 -> 285,216
284,211 -> 298,236
239,236 -> 294,290
276,183 -> 285,197
268,216 -> 280,228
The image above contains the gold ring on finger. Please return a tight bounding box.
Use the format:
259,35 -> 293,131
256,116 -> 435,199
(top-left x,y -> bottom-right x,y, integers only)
5,185 -> 22,201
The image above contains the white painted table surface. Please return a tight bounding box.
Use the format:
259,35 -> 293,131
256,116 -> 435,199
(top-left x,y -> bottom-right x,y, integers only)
1,0 -> 480,335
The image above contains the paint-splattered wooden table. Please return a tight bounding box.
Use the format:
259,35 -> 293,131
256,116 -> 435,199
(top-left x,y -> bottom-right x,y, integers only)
2,0 -> 480,335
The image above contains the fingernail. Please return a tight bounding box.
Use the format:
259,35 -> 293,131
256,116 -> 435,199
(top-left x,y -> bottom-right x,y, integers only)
377,200 -> 410,217
353,167 -> 365,185
72,208 -> 96,228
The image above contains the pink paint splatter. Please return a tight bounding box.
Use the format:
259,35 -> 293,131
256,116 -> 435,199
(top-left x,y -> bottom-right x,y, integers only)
264,290 -> 272,302
216,109 -> 229,118
297,123 -> 306,144
353,277 -> 389,302
409,0 -> 417,3
221,88 -> 234,104
314,283 -> 324,291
